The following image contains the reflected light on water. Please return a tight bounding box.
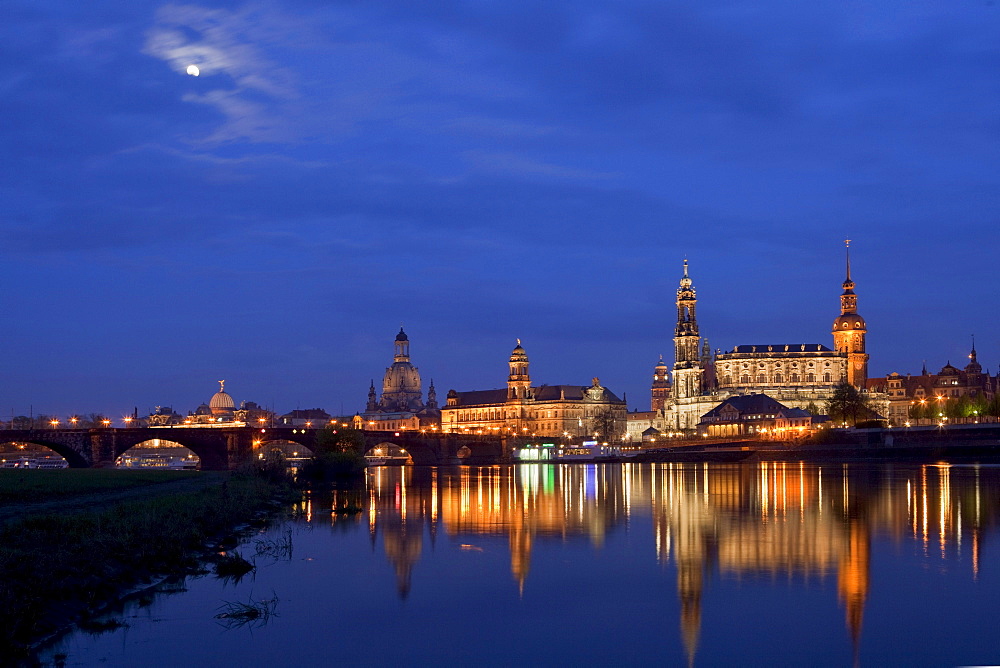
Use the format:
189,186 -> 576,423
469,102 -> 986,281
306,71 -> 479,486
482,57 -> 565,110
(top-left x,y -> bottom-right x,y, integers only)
352,461 -> 998,662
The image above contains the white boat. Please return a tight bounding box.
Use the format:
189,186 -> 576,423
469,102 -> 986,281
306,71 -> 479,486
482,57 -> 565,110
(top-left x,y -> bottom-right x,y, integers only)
556,441 -> 621,462
2,457 -> 36,469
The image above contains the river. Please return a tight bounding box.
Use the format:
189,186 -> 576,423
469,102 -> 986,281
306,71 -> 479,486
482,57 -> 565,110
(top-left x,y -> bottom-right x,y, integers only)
38,462 -> 1000,666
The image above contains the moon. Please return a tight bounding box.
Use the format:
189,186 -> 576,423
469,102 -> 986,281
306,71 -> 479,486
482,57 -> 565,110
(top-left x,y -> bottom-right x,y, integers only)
186,64 -> 200,77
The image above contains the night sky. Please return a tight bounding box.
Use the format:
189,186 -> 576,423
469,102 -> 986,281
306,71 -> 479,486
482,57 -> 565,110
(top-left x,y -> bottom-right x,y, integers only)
3,1 -> 998,419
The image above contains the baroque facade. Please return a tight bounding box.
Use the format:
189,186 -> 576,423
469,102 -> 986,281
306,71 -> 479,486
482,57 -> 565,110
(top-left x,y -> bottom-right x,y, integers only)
637,245 -> 876,433
440,341 -> 627,439
360,328 -> 440,431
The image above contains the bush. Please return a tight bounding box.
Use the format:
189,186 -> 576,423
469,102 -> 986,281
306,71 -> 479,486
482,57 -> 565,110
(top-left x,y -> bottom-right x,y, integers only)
298,450 -> 365,485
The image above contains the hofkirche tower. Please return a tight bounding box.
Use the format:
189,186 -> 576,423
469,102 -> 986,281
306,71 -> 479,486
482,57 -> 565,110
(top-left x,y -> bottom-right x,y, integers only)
673,260 -> 703,400
832,240 -> 869,387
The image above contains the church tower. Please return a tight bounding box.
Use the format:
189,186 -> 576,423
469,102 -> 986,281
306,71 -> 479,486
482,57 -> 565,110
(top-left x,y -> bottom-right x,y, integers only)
673,260 -> 703,400
832,241 -> 869,387
507,340 -> 531,401
651,355 -> 670,411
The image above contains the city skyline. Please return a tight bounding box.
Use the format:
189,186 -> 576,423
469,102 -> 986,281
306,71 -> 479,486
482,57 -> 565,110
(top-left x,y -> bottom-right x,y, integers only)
3,2 -> 998,416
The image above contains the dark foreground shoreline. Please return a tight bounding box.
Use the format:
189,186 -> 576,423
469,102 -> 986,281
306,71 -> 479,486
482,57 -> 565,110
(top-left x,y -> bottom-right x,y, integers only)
0,469 -> 292,663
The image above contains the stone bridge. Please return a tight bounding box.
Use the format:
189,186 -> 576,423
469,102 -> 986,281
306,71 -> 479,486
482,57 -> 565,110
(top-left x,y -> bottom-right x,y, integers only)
0,427 -> 511,470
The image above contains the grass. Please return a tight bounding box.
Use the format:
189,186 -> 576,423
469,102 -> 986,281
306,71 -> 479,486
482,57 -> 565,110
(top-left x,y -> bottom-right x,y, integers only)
214,593 -> 279,630
0,469 -> 292,659
0,469 -> 203,505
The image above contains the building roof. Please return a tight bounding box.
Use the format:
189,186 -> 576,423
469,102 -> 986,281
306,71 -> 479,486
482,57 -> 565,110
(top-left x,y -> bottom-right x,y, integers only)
725,344 -> 833,354
700,393 -> 789,421
280,408 -> 332,420
447,384 -> 625,407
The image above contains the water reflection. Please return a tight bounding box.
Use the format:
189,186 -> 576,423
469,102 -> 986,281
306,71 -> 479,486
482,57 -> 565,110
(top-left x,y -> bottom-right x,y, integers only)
305,462 -> 998,664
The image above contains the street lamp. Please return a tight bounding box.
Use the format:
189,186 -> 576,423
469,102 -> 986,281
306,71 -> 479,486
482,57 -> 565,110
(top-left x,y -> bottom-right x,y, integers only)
49,419 -> 59,429
102,419 -> 111,427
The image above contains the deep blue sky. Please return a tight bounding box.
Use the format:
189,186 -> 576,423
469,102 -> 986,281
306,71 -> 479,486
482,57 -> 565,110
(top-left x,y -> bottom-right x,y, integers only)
2,1 -> 998,419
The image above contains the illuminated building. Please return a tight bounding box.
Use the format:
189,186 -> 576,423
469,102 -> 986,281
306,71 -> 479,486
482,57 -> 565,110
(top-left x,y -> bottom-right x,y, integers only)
145,381 -> 271,427
871,346 -> 996,425
697,393 -> 812,438
361,328 -> 441,431
440,340 -> 627,438
278,408 -> 333,427
654,244 -> 879,432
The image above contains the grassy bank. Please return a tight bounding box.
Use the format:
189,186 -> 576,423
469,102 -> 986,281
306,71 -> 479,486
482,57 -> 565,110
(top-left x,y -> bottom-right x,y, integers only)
0,469 -> 205,504
0,469 -> 291,660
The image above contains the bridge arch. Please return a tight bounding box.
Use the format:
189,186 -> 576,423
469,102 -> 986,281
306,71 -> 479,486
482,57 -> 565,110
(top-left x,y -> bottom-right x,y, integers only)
0,438 -> 85,468
364,442 -> 414,465
116,439 -> 199,470
257,438 -> 315,459
369,439 -> 439,465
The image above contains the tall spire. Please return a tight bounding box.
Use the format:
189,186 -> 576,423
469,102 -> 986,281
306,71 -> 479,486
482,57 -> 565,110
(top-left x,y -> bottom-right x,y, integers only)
845,238 -> 853,282
832,241 -> 868,387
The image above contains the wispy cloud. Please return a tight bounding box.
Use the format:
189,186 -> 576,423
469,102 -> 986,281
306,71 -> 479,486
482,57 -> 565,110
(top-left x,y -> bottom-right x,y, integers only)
143,3 -> 299,143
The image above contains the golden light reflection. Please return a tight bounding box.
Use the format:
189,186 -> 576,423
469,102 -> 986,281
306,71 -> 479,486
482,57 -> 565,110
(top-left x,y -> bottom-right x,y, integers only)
303,461 -> 1000,663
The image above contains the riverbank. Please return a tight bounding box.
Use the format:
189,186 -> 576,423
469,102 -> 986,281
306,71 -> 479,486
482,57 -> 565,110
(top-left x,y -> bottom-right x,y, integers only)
0,468 -> 294,661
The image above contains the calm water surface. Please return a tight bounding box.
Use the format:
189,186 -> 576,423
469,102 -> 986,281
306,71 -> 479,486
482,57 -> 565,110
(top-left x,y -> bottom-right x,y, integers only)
39,462 -> 1000,666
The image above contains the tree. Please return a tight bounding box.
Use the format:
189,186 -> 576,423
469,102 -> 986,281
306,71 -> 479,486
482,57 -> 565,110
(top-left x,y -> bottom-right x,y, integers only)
588,408 -> 623,442
825,382 -> 876,426
315,426 -> 365,454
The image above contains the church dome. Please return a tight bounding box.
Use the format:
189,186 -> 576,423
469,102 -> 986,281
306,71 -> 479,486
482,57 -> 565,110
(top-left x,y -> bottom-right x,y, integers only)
833,313 -> 866,330
510,340 -> 528,361
395,327 -> 409,342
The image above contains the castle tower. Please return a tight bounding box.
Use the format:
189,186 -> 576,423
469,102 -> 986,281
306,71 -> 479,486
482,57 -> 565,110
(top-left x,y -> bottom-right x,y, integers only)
966,337 -> 983,375
832,241 -> 869,387
673,260 -> 703,400
507,340 -> 531,401
651,355 -> 670,411
366,380 -> 378,412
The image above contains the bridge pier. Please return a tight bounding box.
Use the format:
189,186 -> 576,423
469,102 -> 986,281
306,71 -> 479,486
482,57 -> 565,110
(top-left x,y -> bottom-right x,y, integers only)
89,431 -> 119,468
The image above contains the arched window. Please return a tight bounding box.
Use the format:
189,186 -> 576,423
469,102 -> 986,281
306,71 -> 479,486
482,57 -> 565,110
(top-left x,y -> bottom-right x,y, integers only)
740,374 -> 750,384
774,373 -> 783,383
806,373 -> 815,382
790,373 -> 800,382
757,374 -> 766,384
824,373 -> 831,382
